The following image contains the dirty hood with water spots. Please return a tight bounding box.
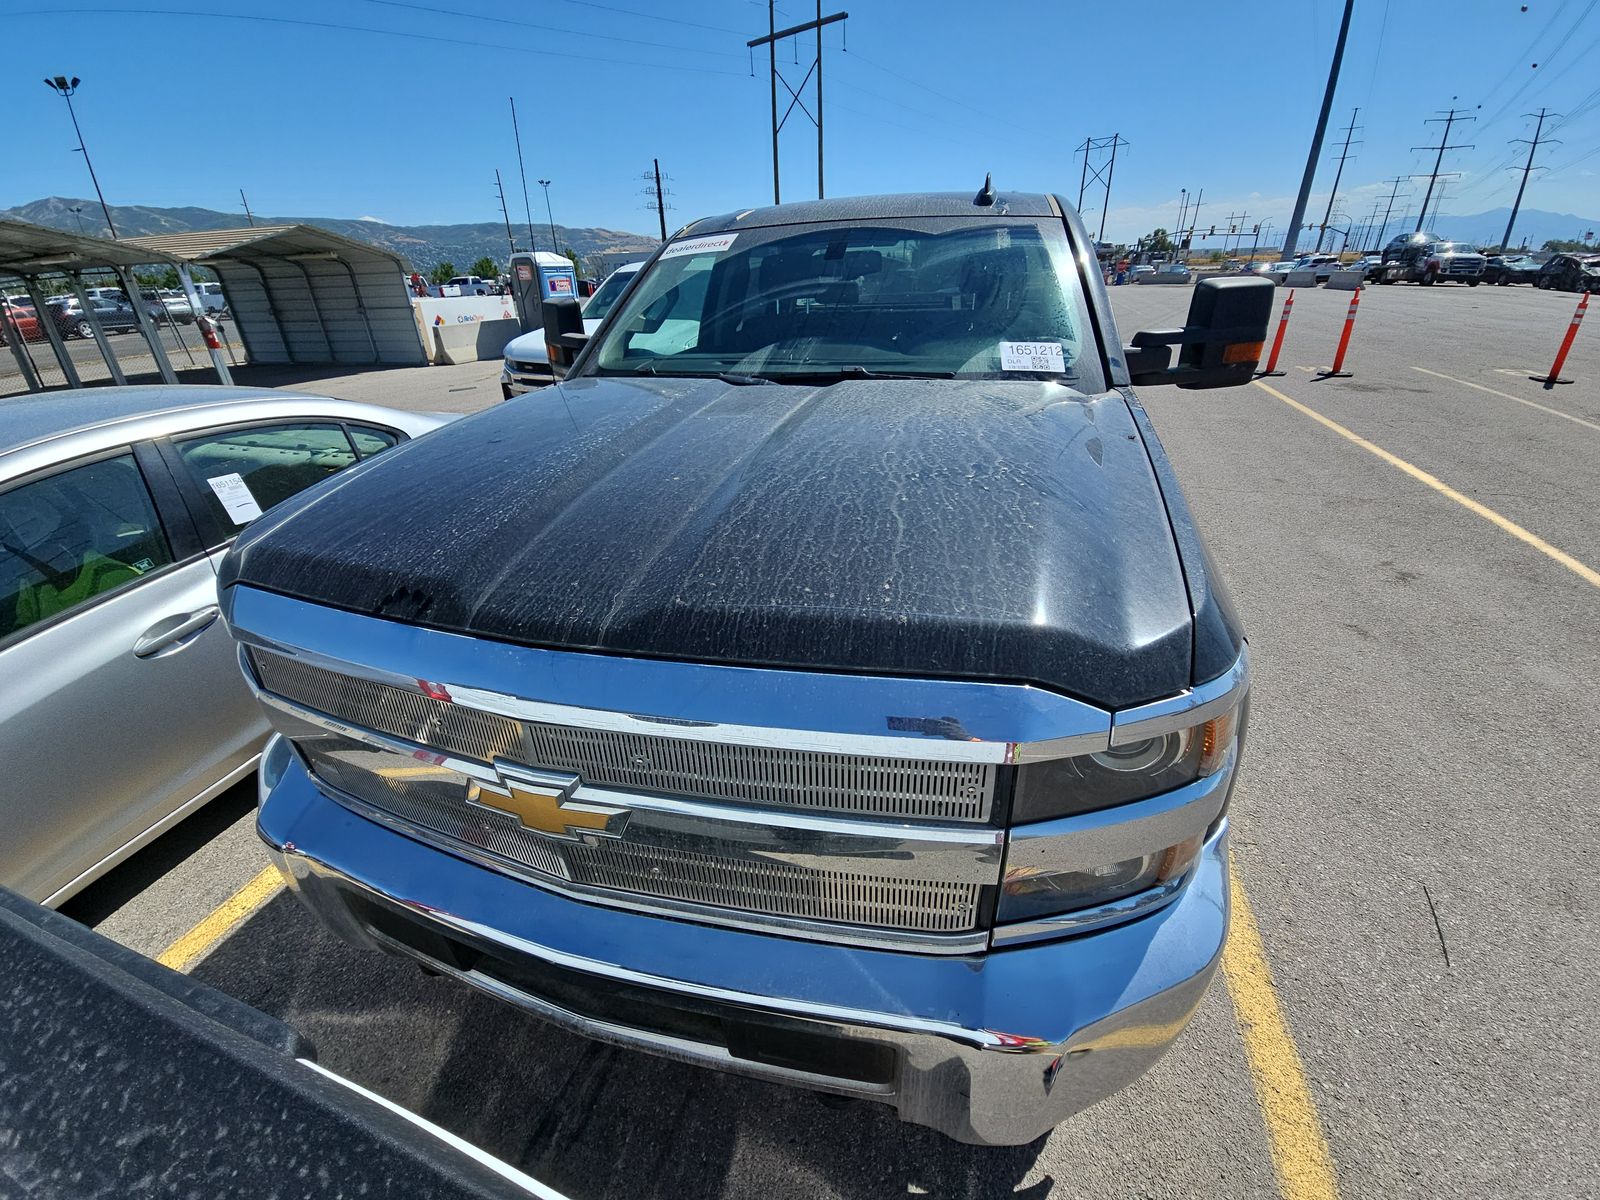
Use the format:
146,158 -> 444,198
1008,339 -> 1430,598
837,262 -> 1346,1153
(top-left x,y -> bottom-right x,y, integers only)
222,375 -> 1193,708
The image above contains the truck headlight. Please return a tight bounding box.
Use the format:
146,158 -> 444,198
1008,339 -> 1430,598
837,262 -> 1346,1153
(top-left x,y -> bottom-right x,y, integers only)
1011,702 -> 1243,823
996,698 -> 1245,931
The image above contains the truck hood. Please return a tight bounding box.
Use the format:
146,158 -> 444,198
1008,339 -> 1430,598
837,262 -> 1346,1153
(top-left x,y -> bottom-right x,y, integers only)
503,319 -> 604,365
222,376 -> 1194,708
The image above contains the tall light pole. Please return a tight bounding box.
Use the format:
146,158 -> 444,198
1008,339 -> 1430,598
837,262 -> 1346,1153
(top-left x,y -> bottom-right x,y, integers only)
43,75 -> 117,239
68,205 -> 86,235
537,179 -> 558,255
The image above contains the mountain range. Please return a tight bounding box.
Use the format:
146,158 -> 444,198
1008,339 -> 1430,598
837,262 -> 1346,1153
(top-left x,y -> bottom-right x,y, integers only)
0,197 -> 661,273
1424,206 -> 1599,250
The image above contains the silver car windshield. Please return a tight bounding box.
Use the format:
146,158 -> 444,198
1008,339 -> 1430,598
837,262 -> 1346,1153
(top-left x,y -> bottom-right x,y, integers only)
588,217 -> 1103,388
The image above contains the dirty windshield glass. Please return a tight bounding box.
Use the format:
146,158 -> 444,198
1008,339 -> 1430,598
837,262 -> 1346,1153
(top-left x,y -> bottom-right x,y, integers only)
588,217 -> 1103,389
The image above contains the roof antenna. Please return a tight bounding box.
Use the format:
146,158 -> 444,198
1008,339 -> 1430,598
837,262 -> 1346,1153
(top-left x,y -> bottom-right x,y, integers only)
973,172 -> 995,207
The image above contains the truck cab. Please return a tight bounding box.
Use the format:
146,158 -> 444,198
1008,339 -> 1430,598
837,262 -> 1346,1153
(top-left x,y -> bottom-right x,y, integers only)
226,189 -> 1270,1145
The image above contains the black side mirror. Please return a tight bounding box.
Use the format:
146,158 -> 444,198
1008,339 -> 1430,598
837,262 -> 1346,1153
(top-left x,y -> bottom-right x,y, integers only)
540,297 -> 588,379
1124,276 -> 1274,389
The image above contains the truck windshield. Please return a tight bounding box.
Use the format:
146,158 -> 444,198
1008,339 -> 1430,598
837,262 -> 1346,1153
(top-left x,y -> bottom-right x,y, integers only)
581,267 -> 637,323
587,217 -> 1103,389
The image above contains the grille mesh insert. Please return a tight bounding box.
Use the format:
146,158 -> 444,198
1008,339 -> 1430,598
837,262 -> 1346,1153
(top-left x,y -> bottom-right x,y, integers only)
252,650 -> 993,821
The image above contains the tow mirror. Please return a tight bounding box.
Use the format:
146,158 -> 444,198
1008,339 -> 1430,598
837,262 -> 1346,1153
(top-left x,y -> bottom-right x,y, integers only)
540,297 -> 588,379
1124,276 -> 1274,389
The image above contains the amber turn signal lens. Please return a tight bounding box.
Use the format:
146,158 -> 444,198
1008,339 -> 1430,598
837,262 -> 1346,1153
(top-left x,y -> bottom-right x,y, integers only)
1222,341 -> 1264,364
1198,707 -> 1239,775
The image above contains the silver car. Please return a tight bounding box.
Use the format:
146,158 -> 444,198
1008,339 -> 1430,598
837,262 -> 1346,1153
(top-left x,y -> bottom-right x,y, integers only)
0,386 -> 448,905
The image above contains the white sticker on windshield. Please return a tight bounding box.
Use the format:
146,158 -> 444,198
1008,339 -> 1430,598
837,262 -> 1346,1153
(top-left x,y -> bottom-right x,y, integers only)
999,341 -> 1066,373
207,472 -> 263,524
659,232 -> 738,260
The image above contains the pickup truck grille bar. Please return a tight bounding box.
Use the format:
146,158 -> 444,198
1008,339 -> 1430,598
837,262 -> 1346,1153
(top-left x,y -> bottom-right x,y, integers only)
250,649 -> 994,823
296,735 -> 985,938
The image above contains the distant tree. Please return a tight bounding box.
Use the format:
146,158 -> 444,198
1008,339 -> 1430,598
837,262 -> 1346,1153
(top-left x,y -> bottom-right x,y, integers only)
1542,238 -> 1592,253
134,267 -> 180,290
469,256 -> 499,279
564,247 -> 583,275
428,261 -> 457,286
1144,227 -> 1174,255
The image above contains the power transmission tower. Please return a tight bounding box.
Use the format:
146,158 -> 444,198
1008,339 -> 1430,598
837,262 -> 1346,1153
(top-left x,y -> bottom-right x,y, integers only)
1284,0 -> 1355,262
1371,176 -> 1409,254
1074,134 -> 1128,243
1412,104 -> 1477,232
641,160 -> 674,241
494,169 -> 517,257
747,2 -> 848,204
1501,108 -> 1559,252
1316,108 -> 1362,252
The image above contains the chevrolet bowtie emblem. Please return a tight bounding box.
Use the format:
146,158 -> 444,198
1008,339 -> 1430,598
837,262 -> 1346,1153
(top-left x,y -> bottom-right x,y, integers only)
467,764 -> 630,841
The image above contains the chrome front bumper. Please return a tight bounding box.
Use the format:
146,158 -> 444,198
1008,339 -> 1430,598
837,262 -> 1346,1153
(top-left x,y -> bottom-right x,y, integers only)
258,747 -> 1230,1146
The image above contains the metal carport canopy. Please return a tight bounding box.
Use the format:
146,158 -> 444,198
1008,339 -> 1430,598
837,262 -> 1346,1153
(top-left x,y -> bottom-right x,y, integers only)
124,225 -> 426,367
0,219 -> 190,391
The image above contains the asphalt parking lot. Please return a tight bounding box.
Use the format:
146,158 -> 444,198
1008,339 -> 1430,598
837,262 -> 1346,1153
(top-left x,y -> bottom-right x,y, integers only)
60,279 -> 1600,1199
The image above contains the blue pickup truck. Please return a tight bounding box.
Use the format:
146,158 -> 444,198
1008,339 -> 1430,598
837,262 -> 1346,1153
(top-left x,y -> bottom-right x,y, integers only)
224,187 -> 1269,1145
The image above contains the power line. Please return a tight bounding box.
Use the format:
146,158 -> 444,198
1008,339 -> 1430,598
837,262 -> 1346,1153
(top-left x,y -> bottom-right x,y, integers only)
1411,104 -> 1477,232
1481,0 -> 1600,131
11,9 -> 748,77
551,0 -> 746,34
1371,176 -> 1409,254
355,0 -> 742,58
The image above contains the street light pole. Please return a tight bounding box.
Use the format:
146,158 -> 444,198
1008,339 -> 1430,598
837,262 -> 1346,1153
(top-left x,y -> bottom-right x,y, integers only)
1282,0 -> 1354,263
537,179 -> 558,257
68,205 -> 86,235
43,75 -> 117,238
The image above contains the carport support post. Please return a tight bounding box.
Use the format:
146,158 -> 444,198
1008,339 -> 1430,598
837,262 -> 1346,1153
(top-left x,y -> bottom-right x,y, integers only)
0,289 -> 44,391
67,272 -> 125,385
21,277 -> 82,388
176,264 -> 233,384
113,267 -> 178,384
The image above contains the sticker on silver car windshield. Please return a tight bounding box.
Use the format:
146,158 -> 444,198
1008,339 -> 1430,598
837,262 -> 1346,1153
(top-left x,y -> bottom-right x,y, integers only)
659,232 -> 738,260
206,472 -> 263,524
999,341 -> 1065,373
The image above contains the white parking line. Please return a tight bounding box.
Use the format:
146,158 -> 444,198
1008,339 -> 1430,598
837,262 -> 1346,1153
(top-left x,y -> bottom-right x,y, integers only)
1412,367 -> 1600,434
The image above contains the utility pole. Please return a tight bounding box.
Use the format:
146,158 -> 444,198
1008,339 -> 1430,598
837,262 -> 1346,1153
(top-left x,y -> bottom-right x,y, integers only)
509,96 -> 538,252
1372,176 -> 1407,254
1412,103 -> 1476,232
1283,0 -> 1354,262
494,169 -> 517,257
537,179 -> 558,253
1176,188 -> 1189,243
1074,135 -> 1128,243
748,3 -> 847,204
239,189 -> 255,227
1501,108 -> 1557,252
1316,108 -> 1362,252
651,159 -> 668,240
1186,188 -> 1203,255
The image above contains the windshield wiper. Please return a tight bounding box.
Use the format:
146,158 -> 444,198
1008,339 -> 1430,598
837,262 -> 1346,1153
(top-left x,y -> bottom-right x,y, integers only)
716,372 -> 773,386
771,366 -> 959,384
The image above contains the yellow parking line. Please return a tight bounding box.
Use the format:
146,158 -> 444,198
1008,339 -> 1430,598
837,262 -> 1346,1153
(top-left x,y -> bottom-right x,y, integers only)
1412,366 -> 1600,433
1253,379 -> 1600,590
156,865 -> 283,973
1223,866 -> 1342,1200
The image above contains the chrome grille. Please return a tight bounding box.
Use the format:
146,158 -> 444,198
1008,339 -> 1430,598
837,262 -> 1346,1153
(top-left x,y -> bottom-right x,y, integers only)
251,650 -> 526,765
299,737 -> 979,935
563,841 -> 979,933
524,722 -> 993,821
253,650 -> 993,822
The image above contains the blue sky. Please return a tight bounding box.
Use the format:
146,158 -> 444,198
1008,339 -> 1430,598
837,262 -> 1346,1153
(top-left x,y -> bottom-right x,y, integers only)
5,0 -> 1598,243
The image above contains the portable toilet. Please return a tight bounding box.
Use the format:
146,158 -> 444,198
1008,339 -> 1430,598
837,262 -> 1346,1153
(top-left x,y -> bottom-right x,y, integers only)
510,251 -> 579,330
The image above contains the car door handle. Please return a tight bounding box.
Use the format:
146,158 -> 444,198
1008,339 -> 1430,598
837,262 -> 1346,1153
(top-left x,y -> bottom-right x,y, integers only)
133,606 -> 220,658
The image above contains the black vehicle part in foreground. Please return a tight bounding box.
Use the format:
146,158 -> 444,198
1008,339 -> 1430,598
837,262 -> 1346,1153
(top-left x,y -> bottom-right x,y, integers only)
0,886 -> 563,1200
